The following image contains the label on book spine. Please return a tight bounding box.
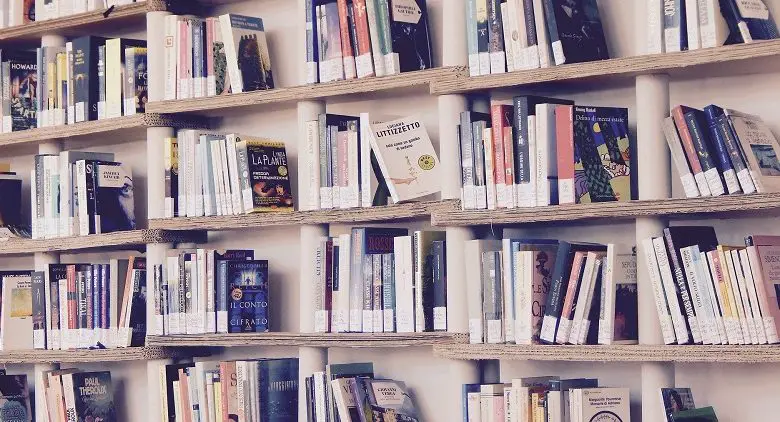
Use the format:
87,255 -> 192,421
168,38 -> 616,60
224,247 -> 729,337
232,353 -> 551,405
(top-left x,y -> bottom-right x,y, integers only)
489,52 -> 506,74
343,56 -> 357,79
314,310 -> 328,333
516,183 -> 535,208
384,309 -> 395,332
764,317 -> 779,344
693,172 -> 712,196
681,173 -> 700,198
468,54 -> 480,76
478,53 -> 490,76
397,309 -> 413,333
723,169 -> 741,194
356,54 -> 373,78
551,40 -> 565,65
486,319 -> 503,343
469,318 -> 483,343
703,168 -> 725,196
434,307 -> 446,331
540,315 -> 557,343
217,311 -> 227,334
362,310 -> 373,333
737,169 -> 756,194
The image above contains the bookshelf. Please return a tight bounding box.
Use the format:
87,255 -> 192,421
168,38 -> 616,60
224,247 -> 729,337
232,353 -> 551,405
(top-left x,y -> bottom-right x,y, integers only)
0,229 -> 206,256
147,332 -> 467,348
0,346 -> 212,364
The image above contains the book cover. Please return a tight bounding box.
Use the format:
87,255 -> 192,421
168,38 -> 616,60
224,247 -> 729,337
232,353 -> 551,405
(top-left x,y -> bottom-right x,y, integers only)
328,362 -> 374,420
577,388 -> 630,422
486,0 -> 505,73
0,275 -> 33,350
727,110 -> 780,193
227,260 -> 269,333
69,371 -> 116,422
220,14 -> 274,93
0,374 -> 31,421
683,108 -> 724,196
7,52 -> 37,131
0,176 -> 26,239
124,47 -> 147,115
514,241 -> 559,344
720,0 -> 778,42
240,138 -> 293,213
216,250 -> 255,333
31,271 -> 46,349
572,106 -> 632,203
672,406 -> 718,422
257,358 -> 298,422
388,0 -> 432,72
369,115 -> 441,203
104,38 -> 145,119
544,0 -> 609,64
94,162 -> 135,233
661,388 -> 695,422
366,379 -> 420,421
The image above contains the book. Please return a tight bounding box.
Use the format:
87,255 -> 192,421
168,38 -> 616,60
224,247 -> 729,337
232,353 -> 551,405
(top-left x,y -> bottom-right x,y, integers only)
661,387 -> 695,422
387,0 -> 432,73
6,52 -> 37,132
543,0 -> 609,65
672,406 -> 719,421
63,371 -> 116,422
0,374 -> 31,421
244,138 -> 294,212
219,14 -> 274,93
257,358 -> 298,422
599,244 -> 639,345
94,162 -> 136,234
123,46 -> 147,115
226,260 -> 269,333
513,240 -> 559,345
363,379 -> 420,421
720,0 -> 779,42
573,387 -> 630,422
104,38 -> 145,119
726,110 -> 780,193
0,275 -> 33,350
369,115 -> 441,203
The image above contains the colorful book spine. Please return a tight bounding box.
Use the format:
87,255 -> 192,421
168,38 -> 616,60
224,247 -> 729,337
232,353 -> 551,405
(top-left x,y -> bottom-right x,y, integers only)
555,104 -> 575,204
486,0 -> 505,73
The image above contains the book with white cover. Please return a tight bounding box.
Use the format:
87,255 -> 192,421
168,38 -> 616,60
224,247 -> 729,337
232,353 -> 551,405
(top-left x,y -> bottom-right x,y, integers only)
0,275 -> 33,351
739,248 -> 769,344
574,388 -> 630,422
699,251 -> 729,344
680,245 -> 716,344
642,239 -> 678,345
535,103 -> 557,206
685,0 -> 701,49
569,253 -> 602,345
394,235 -> 415,333
336,234 -> 351,333
304,120 -> 320,211
599,244 -> 640,345
369,116 -> 441,203
653,238 -> 691,344
730,249 -> 759,344
698,0 -> 728,48
722,247 -> 750,344
360,113 -> 397,208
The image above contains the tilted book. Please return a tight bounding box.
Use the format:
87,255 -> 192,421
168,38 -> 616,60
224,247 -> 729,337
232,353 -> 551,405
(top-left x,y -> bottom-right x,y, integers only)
727,110 -> 780,193
387,0 -> 432,73
544,0 -> 609,65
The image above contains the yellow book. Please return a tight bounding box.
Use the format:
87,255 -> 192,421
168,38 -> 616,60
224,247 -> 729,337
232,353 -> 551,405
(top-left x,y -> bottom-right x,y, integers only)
56,52 -> 67,124
47,61 -> 56,111
105,38 -> 145,119
213,380 -> 222,422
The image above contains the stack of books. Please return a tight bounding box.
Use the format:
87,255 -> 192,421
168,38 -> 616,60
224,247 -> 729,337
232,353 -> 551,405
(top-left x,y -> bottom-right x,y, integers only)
0,258 -> 146,351
306,362 -> 421,422
151,249 -> 269,336
42,370 -> 117,422
304,0 -> 433,84
463,377 -> 629,422
0,162 -> 26,238
30,150 -> 135,239
160,358 -> 298,422
465,239 -> 638,346
649,0 -> 779,53
164,131 -> 293,218
162,14 -> 274,100
465,0 -> 609,76
303,114 -> 441,210
643,226 -> 780,346
458,99 -> 633,210
663,105 -> 780,198
313,228 -> 446,334
1,0 -> 145,28
35,36 -> 147,130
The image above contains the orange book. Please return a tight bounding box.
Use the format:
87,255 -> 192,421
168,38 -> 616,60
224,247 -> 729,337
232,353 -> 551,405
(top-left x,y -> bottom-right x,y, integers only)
503,126 -> 515,207
352,0 -> 374,77
336,0 -> 357,79
556,251 -> 587,343
555,104 -> 574,204
178,369 -> 193,422
220,361 -> 238,422
491,104 -> 512,207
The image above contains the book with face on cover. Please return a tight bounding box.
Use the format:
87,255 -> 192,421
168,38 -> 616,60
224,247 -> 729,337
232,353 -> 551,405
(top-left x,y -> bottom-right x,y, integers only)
369,115 -> 441,203
94,162 -> 136,234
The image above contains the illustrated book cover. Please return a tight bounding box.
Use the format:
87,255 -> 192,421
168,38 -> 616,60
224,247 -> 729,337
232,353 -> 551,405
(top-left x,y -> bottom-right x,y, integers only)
219,14 -> 274,93
94,162 -> 136,234
227,260 -> 269,333
65,371 -> 116,422
0,374 -> 31,422
388,0 -> 433,73
661,387 -> 696,422
244,138 -> 294,212
545,0 -> 609,65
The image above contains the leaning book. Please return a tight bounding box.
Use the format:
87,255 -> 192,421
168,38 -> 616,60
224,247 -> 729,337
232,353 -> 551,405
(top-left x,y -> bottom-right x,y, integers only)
244,138 -> 294,212
369,116 -> 442,203
219,14 -> 274,93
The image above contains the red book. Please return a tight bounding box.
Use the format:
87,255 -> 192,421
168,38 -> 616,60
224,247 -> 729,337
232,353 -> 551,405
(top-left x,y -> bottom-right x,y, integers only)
555,104 -> 575,204
491,104 -> 512,207
337,0 -> 357,79
66,265 -> 77,335
672,105 -> 704,175
352,0 -> 374,77
503,126 -> 515,206
178,369 -> 193,422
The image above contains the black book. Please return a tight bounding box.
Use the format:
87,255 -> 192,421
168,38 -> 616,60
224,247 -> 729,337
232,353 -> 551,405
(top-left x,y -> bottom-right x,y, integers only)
0,374 -> 32,421
67,371 -> 116,422
31,271 -> 47,349
663,226 -> 718,345
215,249 -> 254,333
161,363 -> 195,422
72,36 -> 108,122
127,257 -> 147,347
6,52 -> 37,131
245,138 -> 294,212
0,174 -> 27,238
48,264 -> 68,344
388,0 -> 432,72
543,0 -> 609,64
258,358 -> 299,422
94,162 -> 135,234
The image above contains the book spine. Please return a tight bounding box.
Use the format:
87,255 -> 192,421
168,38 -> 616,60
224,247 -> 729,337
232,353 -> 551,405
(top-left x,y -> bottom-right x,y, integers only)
706,116 -> 741,194
500,2 -> 516,72
647,0 -> 664,53
350,230 -> 364,332
67,42 -> 75,124
352,0 -> 375,78
483,251 -> 503,343
336,235 -> 350,332
681,246 -> 711,343
531,0 -> 551,67
476,0 -> 491,75
746,246 -> 779,344
62,374 -> 77,422
486,0 -> 506,73
664,233 -> 702,344
664,0 -> 685,52
61,277 -> 72,349
483,127 -> 497,210
716,115 -> 756,194
685,0 -> 700,49
97,45 -> 106,119
641,238 -> 677,344
684,111 -> 725,196
542,0 -> 565,64
466,0 -> 480,76
501,240 -> 515,342
337,0 -> 357,79
704,251 -> 730,344
330,126 -> 341,208
376,0 -> 395,74
364,0 -> 386,77
225,135 -> 243,214
372,254 -> 383,332
730,249 -> 757,344
503,125 -> 516,208
473,121 -> 488,209
460,112 -> 477,210
164,15 -> 177,100
124,47 -> 136,115
540,244 -> 571,343
433,242 -> 447,332
653,237 -> 691,344
555,105 -> 575,204
220,15 -> 244,93
383,253 -> 395,332
662,117 -> 700,198
490,106 -> 508,208
672,106 -> 711,196
179,134 -> 188,217
739,249 -> 768,344
32,271 -> 47,349
362,254 -> 374,332
513,98 -> 533,207
395,236 -> 414,333
305,0 -> 319,83
522,0 -> 539,68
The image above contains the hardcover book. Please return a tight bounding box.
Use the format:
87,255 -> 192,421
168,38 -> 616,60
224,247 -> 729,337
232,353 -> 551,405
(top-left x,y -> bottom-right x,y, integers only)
7,52 -> 37,131
219,14 -> 274,93
244,138 -> 294,212
388,0 -> 432,72
661,388 -> 696,422
365,379 -> 420,421
94,162 -> 136,233
0,374 -> 31,422
369,115 -> 441,203
544,0 -> 609,65
0,175 -> 26,239
572,106 -> 632,203
227,260 -> 269,333
65,371 -> 116,422
576,388 -> 630,422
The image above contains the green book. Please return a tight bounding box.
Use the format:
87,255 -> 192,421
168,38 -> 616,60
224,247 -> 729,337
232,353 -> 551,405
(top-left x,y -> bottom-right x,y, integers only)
673,406 -> 719,422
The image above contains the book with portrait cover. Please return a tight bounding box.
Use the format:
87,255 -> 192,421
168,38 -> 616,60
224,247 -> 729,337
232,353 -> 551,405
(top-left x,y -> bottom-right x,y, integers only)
94,163 -> 136,234
573,106 -> 632,203
544,0 -> 609,65
219,14 -> 274,93
64,371 -> 116,422
0,374 -> 32,422
369,116 -> 441,203
5,52 -> 37,132
388,0 -> 432,73
661,388 -> 695,422
227,260 -> 269,333
245,139 -> 294,212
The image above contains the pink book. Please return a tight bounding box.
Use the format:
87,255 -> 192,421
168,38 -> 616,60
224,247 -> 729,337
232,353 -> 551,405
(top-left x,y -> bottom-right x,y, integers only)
555,104 -> 575,204
491,105 -> 511,207
749,235 -> 780,343
556,251 -> 586,344
338,131 -> 349,191
531,246 -> 559,343
206,18 -> 215,94
178,18 -> 189,99
503,126 -> 515,206
492,396 -> 505,421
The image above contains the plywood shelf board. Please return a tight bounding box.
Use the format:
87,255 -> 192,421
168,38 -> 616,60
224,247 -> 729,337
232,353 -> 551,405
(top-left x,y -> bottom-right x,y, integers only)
148,200 -> 458,231
0,346 -> 209,364
146,67 -> 463,114
431,194 -> 780,226
0,229 -> 206,255
431,40 -> 780,94
147,332 -> 468,348
433,343 -> 780,363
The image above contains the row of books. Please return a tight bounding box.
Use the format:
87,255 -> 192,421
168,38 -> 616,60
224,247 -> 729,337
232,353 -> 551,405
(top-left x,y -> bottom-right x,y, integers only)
0,0 -> 141,28
305,361 -> 420,422
160,358 -> 298,422
304,0 -> 433,84
30,150 -> 135,240
303,113 -> 440,211
35,36 -> 147,130
164,131 -> 293,218
464,378 -> 629,422
648,0 -> 779,53
0,258 -> 146,352
643,226 -> 780,346
0,163 -> 26,238
313,228 -> 446,334
150,249 -> 269,336
663,105 -> 780,199
465,0 -> 609,77
458,99 -> 633,210
163,13 -> 274,100
465,239 -> 638,346
42,370 -> 116,422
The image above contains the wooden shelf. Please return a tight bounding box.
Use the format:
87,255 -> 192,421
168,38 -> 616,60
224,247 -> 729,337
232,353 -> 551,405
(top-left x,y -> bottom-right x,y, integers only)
0,229 -> 206,256
0,114 -> 206,149
0,2 -> 162,45
147,332 -> 468,348
431,193 -> 780,226
433,343 -> 780,363
148,200 -> 457,231
0,346 -> 210,364
431,40 -> 780,94
146,67 -> 463,114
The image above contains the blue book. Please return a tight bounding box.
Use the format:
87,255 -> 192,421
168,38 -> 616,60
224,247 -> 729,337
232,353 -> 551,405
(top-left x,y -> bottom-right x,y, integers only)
258,358 -> 299,422
462,384 -> 481,422
720,0 -> 779,42
305,0 -> 319,83
227,260 -> 269,333
703,105 -> 740,194
215,249 -> 254,333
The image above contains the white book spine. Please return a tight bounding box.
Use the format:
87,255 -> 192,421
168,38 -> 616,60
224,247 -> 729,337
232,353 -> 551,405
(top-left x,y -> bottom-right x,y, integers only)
484,128 -> 497,210
337,234 -> 352,333
568,255 -> 597,344
164,16 -> 177,100
359,113 -> 373,208
698,0 -> 727,48
219,138 -> 234,215
344,130 -> 360,208
30,169 -> 39,239
699,251 -> 727,344
58,279 -> 69,349
723,250 -> 747,344
76,160 -> 89,236
535,105 -> 553,206
194,137 -> 205,217
732,250 -> 759,344
209,140 -> 224,216
466,0 -> 480,76
364,0 -> 386,77
598,248 -> 616,345
652,238 -> 691,344
197,249 -> 208,334
705,252 -> 737,344
746,246 -> 780,344
500,2 -> 516,72
513,251 -> 532,345
739,249 -> 768,344
395,236 -> 415,333
225,135 -> 243,214
58,155 -> 70,237
167,257 -> 181,335
219,14 -> 244,93
681,247 -> 714,344
662,117 -> 700,198
501,240 -> 514,343
62,375 -> 77,421
642,239 -> 678,345
685,0 -> 701,49
516,116 -> 536,207
306,121 -> 321,211
647,0 -> 664,53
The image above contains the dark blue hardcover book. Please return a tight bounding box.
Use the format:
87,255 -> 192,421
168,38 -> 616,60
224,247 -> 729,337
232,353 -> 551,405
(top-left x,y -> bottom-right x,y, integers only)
682,109 -> 719,173
662,0 -> 688,50
523,0 -> 538,47
720,0 -> 779,42
389,0 -> 432,72
714,114 -> 752,190
227,260 -> 269,333
462,384 -> 481,422
703,105 -> 740,193
543,0 -> 609,64
69,371 -> 116,422
257,358 -> 299,422
215,250 -> 254,332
